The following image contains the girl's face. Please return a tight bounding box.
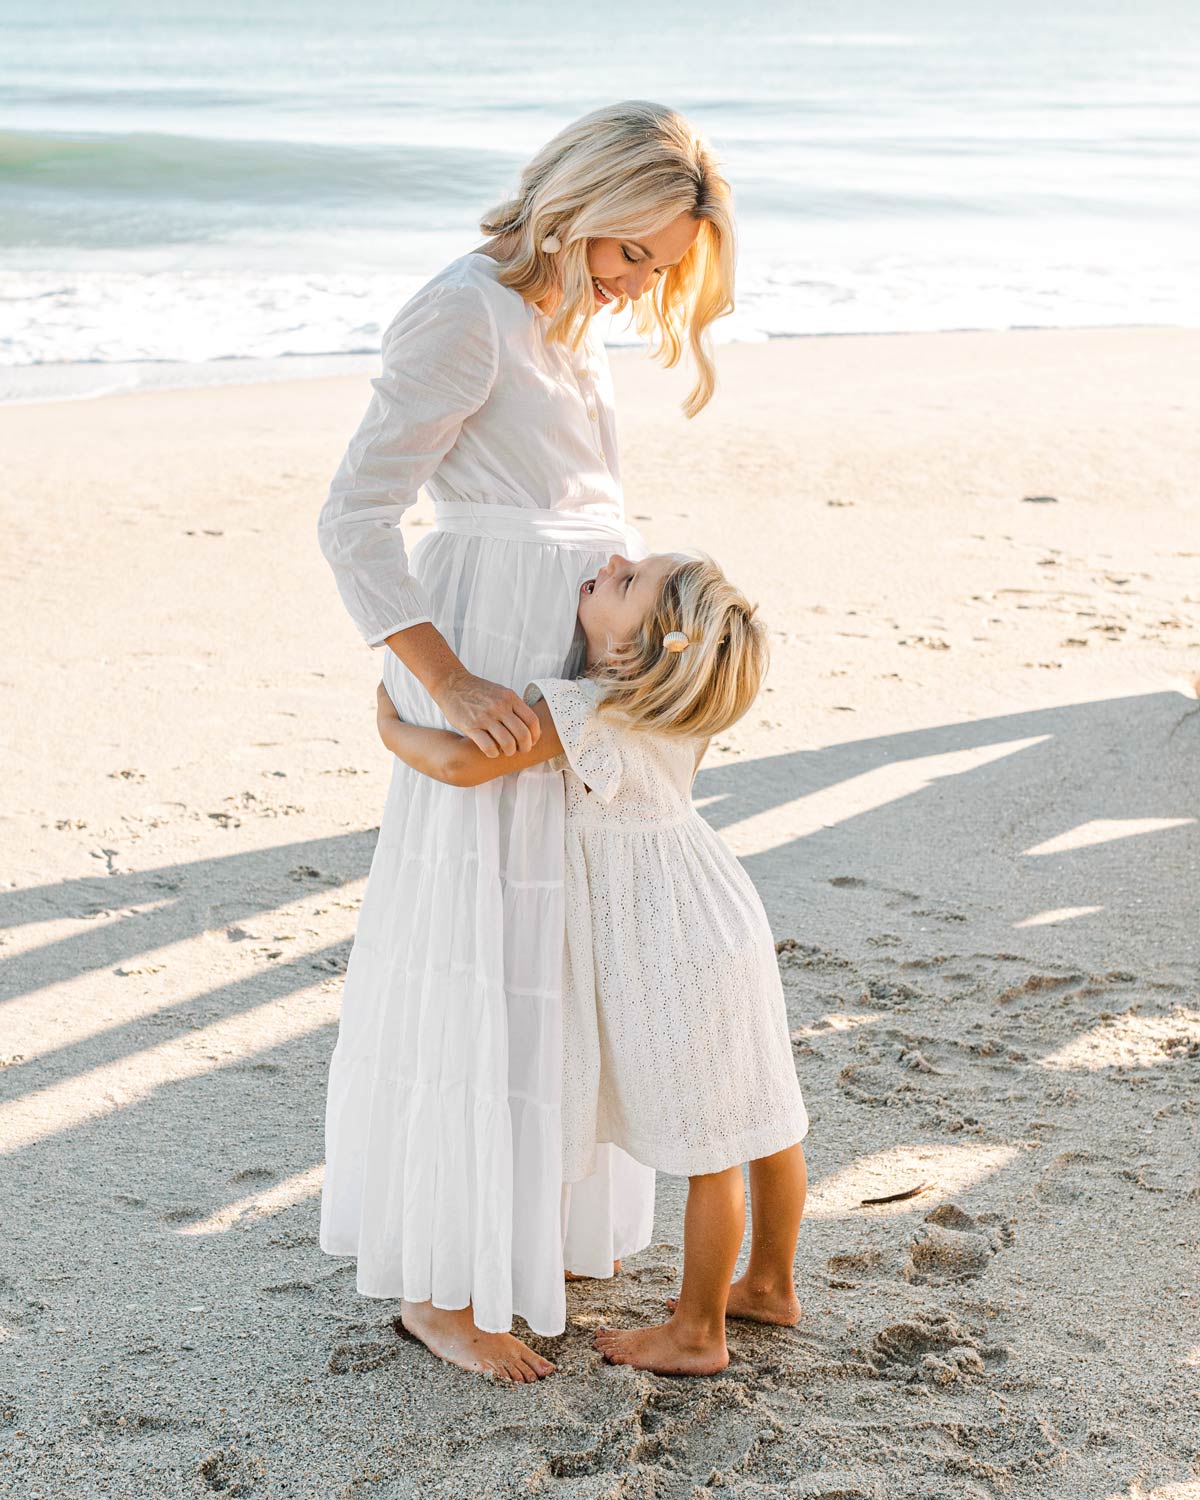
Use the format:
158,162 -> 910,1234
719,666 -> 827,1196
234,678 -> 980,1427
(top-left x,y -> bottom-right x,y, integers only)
578,552 -> 678,665
585,214 -> 701,313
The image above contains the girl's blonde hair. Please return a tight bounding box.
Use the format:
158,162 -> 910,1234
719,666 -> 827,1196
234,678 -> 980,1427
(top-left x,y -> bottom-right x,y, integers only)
591,553 -> 768,740
478,100 -> 736,418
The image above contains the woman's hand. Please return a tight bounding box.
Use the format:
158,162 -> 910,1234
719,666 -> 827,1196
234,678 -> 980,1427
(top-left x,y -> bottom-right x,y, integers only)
431,666 -> 541,758
381,622 -> 540,759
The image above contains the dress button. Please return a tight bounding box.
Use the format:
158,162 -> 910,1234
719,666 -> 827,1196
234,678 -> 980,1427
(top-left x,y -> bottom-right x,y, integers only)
587,405 -> 598,421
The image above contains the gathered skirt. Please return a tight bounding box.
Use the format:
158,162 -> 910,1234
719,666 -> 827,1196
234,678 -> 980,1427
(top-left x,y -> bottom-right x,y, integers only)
318,508 -> 655,1336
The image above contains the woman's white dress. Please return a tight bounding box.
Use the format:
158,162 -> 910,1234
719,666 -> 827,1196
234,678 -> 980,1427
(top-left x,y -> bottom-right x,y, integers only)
316,251 -> 655,1337
526,677 -> 810,1179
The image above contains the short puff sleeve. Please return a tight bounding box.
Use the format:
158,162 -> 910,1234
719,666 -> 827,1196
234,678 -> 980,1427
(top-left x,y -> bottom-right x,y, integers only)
316,279 -> 499,648
525,678 -> 623,804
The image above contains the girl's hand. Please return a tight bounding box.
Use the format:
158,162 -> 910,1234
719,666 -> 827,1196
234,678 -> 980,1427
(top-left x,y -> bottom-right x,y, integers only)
430,667 -> 541,759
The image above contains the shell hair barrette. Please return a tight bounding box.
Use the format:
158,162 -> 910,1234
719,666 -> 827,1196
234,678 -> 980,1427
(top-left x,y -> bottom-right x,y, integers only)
662,631 -> 691,654
540,232 -> 562,254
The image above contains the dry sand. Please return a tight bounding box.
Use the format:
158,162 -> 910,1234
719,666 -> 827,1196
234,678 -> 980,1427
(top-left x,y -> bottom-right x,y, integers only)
1,328 -> 1198,1498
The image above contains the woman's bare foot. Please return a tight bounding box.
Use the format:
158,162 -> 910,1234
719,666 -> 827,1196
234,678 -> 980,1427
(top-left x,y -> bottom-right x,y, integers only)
593,1317 -> 728,1376
666,1273 -> 801,1326
565,1257 -> 621,1282
396,1300 -> 555,1381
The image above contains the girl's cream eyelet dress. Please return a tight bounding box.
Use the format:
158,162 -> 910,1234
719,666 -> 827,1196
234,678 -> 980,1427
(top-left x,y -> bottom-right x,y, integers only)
526,677 -> 809,1181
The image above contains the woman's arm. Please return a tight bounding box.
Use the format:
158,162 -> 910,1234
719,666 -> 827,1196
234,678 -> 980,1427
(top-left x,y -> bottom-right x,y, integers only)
317,280 -> 539,758
377,681 -> 562,787
381,622 -> 541,758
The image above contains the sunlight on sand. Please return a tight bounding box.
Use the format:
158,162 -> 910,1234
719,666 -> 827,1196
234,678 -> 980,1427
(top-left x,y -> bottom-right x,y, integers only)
790,1012 -> 879,1039
0,899 -> 176,961
0,989 -> 339,1154
3,923 -> 352,1063
720,736 -> 1048,854
1023,817 -> 1194,857
176,1163 -> 324,1236
1014,905 -> 1104,928
1039,1008 -> 1200,1071
804,1142 -> 1019,1220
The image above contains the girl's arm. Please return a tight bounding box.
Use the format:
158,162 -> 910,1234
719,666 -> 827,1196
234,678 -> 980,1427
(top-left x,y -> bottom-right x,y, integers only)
382,622 -> 541,759
376,681 -> 562,787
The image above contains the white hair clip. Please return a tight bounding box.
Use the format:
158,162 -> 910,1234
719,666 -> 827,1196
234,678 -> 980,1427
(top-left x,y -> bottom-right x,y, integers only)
662,631 -> 690,654
540,233 -> 562,254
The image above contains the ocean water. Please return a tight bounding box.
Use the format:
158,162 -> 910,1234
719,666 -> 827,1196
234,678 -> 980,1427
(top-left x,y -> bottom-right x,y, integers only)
2,0 -> 1198,401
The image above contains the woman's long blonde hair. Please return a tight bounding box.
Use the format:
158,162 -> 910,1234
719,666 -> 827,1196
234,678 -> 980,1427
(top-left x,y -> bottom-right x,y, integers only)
478,101 -> 736,418
590,554 -> 767,740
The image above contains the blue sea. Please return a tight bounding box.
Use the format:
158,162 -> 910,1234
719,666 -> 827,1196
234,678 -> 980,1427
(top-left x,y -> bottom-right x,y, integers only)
2,0 -> 1198,402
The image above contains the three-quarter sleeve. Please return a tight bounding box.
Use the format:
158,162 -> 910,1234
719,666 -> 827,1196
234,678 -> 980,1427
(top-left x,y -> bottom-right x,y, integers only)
316,279 -> 499,647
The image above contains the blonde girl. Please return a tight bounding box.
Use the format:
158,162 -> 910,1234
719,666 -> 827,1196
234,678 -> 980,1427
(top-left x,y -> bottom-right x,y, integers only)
377,551 -> 809,1376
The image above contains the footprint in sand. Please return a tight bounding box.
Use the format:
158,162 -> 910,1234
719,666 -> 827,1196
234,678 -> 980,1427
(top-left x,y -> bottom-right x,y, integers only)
996,971 -> 1086,1006
826,1249 -> 894,1289
0,1273 -> 49,1331
158,1205 -> 206,1225
902,1203 -> 1014,1284
867,1306 -> 1007,1386
328,1340 -> 404,1375
197,1444 -> 266,1495
1035,1149 -> 1107,1204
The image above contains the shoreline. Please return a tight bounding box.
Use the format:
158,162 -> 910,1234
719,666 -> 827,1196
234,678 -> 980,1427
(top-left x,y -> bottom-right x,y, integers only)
3,320 -> 1193,408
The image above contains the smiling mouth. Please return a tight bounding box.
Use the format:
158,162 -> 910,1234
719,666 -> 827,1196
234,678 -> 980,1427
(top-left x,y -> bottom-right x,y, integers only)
591,277 -> 617,306
582,577 -> 596,594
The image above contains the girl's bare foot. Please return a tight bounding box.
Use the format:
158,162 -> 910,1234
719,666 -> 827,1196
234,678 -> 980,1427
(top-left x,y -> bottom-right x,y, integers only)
666,1273 -> 801,1326
396,1300 -> 555,1382
565,1257 -> 621,1282
593,1317 -> 728,1376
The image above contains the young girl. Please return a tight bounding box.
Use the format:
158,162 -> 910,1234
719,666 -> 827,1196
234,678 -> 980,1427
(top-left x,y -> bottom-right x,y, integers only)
376,549 -> 809,1376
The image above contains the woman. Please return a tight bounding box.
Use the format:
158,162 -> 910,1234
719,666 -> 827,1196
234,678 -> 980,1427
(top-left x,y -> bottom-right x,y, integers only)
316,100 -> 736,1382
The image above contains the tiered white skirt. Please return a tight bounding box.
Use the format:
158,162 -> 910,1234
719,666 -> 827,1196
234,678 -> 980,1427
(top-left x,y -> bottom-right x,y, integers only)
319,503 -> 655,1336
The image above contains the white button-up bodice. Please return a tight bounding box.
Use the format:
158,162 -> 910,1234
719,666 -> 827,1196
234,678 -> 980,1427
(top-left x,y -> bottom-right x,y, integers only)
317,251 -> 623,648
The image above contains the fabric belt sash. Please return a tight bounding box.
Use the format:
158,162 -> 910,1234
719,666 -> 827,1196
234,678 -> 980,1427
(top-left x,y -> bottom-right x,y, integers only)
432,500 -> 646,556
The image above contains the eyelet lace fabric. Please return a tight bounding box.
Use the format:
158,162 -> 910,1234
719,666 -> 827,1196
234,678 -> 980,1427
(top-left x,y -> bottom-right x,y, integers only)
527,678 -> 810,1180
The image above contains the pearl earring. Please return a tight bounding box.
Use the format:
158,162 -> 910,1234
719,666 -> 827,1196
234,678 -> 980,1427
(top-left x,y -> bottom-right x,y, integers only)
540,233 -> 562,254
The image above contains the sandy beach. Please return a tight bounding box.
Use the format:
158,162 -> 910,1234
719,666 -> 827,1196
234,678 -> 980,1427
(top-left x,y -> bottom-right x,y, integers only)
2,328 -> 1198,1498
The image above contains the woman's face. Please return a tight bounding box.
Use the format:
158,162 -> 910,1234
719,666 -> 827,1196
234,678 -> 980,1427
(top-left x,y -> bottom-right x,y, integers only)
585,213 -> 701,313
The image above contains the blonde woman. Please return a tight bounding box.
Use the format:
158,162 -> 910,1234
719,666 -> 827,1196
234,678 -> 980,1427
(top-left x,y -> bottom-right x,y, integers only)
376,549 -> 810,1377
317,101 -> 735,1382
